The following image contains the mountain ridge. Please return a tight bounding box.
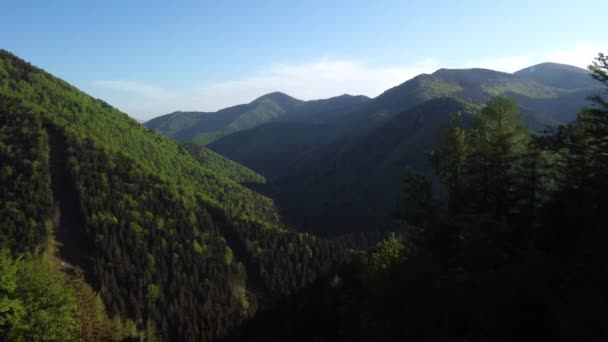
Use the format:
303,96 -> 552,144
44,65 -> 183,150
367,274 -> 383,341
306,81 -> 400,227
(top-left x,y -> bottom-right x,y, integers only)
145,92 -> 370,144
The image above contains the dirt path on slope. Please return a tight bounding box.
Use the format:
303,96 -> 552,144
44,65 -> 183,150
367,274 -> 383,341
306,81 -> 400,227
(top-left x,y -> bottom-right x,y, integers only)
46,126 -> 94,279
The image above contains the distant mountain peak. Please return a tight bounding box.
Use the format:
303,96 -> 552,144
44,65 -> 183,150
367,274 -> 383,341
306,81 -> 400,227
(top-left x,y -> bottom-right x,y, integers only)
432,67 -> 513,81
253,91 -> 300,103
515,62 -> 597,89
433,67 -> 500,74
516,62 -> 589,75
335,93 -> 368,98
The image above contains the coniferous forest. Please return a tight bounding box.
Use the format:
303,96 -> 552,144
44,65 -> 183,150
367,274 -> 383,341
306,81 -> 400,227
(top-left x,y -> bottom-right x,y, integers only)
0,20 -> 607,342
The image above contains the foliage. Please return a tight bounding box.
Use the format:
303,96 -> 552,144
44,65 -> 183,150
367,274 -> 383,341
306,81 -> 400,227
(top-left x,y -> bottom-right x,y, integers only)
0,106 -> 53,253
0,249 -> 79,341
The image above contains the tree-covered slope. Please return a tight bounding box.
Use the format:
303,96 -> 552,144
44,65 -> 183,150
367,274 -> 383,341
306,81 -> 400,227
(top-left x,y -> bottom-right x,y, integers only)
0,50 -> 280,224
208,122 -> 343,180
180,142 -> 266,184
274,98 -> 474,234
0,50 -> 361,341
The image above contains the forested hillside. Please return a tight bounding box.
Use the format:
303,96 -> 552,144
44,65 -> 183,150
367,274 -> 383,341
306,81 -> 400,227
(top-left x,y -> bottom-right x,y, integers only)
0,50 -> 363,341
181,142 -> 266,185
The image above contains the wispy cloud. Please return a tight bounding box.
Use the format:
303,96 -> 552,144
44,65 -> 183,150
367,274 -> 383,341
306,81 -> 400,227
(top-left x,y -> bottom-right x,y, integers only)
194,59 -> 439,110
92,59 -> 439,120
90,80 -> 200,119
91,41 -> 606,120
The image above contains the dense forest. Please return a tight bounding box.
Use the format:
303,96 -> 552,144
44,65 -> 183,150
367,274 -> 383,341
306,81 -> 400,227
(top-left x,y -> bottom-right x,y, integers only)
0,50 -> 365,341
1,47 -> 607,341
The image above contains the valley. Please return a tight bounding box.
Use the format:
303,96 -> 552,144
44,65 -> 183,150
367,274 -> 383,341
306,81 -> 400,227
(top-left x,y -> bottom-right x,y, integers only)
1,26 -> 607,342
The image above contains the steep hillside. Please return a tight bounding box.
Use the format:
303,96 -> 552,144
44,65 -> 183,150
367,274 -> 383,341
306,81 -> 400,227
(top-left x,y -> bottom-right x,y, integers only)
208,122 -> 342,179
0,50 -> 361,341
180,142 -> 266,184
274,98 -> 474,234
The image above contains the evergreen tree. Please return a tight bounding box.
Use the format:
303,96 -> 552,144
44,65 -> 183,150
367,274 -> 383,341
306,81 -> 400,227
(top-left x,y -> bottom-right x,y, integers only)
394,167 -> 436,227
430,112 -> 469,216
464,96 -> 529,219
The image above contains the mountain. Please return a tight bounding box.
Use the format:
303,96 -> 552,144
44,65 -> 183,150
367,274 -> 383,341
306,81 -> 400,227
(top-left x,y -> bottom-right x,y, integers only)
145,92 -> 369,145
511,62 -> 602,122
515,62 -> 598,89
144,92 -> 301,145
0,50 -> 361,341
353,66 -> 595,129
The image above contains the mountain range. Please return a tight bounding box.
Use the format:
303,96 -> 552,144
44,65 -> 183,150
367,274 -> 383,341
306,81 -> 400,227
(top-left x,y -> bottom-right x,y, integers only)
146,62 -> 601,233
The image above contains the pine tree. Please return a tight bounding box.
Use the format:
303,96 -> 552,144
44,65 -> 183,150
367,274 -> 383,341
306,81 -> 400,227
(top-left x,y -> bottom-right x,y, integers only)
465,96 -> 529,219
430,112 -> 469,217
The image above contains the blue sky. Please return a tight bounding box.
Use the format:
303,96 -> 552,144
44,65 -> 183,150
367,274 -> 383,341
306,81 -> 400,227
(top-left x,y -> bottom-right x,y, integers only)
1,0 -> 606,119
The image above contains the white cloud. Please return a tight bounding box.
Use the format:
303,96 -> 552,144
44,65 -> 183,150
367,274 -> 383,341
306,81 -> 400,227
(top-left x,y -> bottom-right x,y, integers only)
92,59 -> 439,120
194,59 -> 438,110
90,41 -> 606,120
